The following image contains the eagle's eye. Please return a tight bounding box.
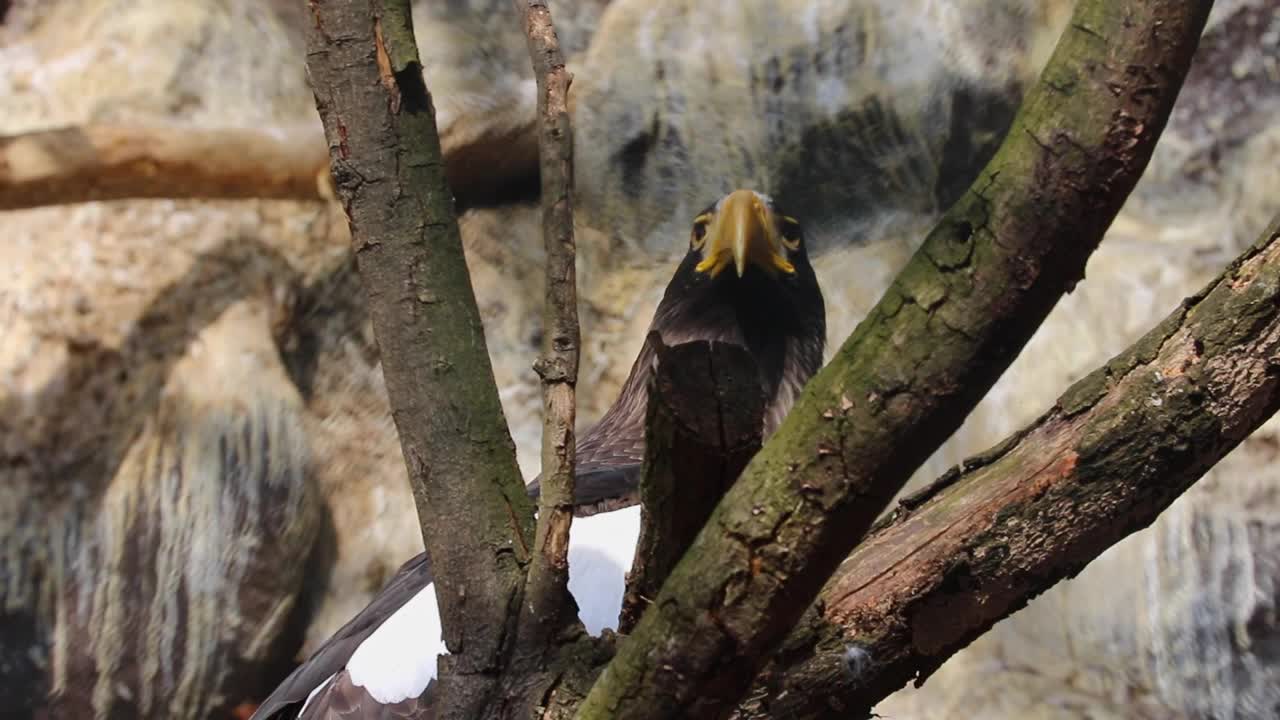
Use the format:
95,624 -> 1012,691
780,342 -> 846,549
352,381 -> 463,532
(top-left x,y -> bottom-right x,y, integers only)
779,216 -> 802,251
690,215 -> 711,250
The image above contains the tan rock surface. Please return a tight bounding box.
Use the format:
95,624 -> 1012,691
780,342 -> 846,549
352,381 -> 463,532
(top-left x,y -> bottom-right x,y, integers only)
876,4 -> 1280,717
3,0 -> 1279,717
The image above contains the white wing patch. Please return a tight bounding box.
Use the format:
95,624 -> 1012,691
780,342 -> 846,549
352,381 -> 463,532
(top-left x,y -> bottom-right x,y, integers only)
343,505 -> 644,703
346,580 -> 444,704
566,505 -> 642,635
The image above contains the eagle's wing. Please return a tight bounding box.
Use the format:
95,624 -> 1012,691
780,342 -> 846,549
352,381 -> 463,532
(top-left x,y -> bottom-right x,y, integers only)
567,418 -> 644,514
525,441 -> 644,516
525,426 -> 643,511
252,507 -> 643,720
255,332 -> 664,719
255,454 -> 644,720
525,332 -> 658,513
251,553 -> 434,720
296,671 -> 434,720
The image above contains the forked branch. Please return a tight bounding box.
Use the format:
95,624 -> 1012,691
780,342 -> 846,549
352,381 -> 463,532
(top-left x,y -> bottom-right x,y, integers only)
744,215 -> 1280,718
303,2 -> 534,716
576,1 -> 1214,717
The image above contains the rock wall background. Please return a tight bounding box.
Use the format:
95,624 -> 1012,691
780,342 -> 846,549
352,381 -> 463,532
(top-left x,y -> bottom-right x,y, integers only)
1,0 -> 1277,717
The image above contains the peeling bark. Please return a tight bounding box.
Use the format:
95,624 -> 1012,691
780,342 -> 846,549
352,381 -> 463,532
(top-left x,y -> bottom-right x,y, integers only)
518,0 -> 584,666
303,2 -> 534,718
575,2 -> 1215,718
743,216 -> 1280,719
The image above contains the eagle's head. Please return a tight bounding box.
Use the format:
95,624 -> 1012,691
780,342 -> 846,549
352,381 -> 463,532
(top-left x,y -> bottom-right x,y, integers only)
536,189 -> 828,513
653,189 -> 826,426
689,188 -> 808,280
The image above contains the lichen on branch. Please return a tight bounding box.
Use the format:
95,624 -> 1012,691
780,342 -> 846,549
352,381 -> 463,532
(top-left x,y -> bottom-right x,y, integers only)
744,214 -> 1280,719
575,2 -> 1215,718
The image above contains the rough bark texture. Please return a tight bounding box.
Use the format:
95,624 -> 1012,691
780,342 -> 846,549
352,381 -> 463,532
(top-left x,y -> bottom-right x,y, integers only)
742,215 -> 1280,719
519,0 -> 582,653
303,2 -> 534,718
0,123 -> 331,209
575,2 -> 1213,718
619,339 -> 766,634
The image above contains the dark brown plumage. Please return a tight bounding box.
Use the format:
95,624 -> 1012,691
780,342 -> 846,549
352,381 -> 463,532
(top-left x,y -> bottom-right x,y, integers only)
251,189 -> 825,720
537,189 -> 825,514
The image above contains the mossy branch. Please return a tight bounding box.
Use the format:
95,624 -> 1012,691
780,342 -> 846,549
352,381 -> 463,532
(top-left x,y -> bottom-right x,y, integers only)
575,2 -> 1214,718
742,215 -> 1280,719
303,1 -> 534,716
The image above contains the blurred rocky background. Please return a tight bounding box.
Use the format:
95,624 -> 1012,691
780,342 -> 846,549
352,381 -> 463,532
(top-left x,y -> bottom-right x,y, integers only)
1,0 -> 1277,717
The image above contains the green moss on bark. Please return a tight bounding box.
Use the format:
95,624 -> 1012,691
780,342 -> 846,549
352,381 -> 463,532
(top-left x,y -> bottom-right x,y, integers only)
577,2 -> 1214,718
748,216 -> 1280,719
305,2 -> 534,716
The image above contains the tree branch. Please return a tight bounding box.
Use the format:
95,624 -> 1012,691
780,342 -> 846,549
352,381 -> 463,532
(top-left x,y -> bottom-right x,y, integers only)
575,2 -> 1214,717
0,124 -> 331,210
619,339 -> 766,634
303,2 -> 534,716
0,117 -> 536,211
744,214 -> 1280,719
518,0 -> 582,648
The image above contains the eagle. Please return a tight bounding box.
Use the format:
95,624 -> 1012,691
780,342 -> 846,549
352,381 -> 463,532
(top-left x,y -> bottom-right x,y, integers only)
251,189 -> 827,719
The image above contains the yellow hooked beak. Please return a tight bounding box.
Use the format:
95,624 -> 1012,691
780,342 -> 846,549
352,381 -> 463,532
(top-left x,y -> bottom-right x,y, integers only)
694,189 -> 796,278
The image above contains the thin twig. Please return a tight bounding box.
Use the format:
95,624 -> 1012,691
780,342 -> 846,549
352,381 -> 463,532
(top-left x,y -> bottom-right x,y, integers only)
518,0 -> 581,639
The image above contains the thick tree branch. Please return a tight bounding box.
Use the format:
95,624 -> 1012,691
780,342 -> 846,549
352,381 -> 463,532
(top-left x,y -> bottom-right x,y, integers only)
303,2 -> 534,717
518,0 -> 582,649
619,339 -> 765,634
744,215 -> 1280,719
0,124 -> 331,209
0,118 -> 536,211
576,2 -> 1213,718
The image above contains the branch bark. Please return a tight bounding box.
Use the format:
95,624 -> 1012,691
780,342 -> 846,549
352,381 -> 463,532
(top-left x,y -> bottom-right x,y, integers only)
303,2 -> 534,717
0,124 -> 331,209
619,339 -> 766,634
575,2 -> 1213,718
743,215 -> 1280,719
0,118 -> 537,211
518,0 -> 582,650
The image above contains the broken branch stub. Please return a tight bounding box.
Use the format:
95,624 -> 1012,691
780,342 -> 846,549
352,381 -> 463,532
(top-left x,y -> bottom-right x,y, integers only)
620,338 -> 766,634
